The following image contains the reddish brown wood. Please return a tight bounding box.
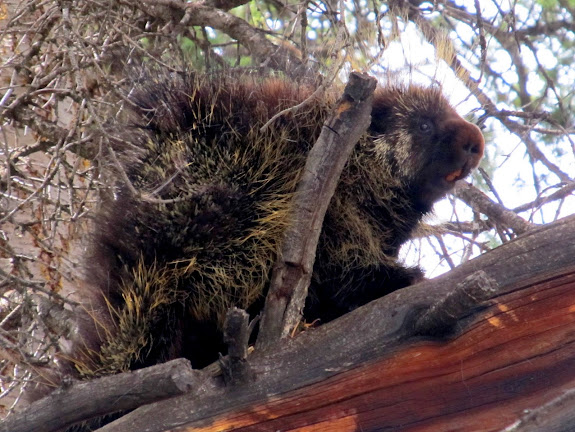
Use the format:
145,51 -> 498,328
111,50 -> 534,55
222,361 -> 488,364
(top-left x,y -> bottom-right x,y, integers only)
174,268 -> 575,432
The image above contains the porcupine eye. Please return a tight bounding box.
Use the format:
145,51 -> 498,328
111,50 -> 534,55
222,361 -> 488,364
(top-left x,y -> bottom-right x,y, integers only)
418,118 -> 434,134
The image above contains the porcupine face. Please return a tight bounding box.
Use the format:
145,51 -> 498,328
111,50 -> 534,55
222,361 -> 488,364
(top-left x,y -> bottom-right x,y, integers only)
369,84 -> 485,212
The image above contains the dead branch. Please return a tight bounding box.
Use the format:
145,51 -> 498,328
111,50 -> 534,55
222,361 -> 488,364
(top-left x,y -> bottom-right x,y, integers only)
135,0 -> 306,74
413,269 -> 498,336
0,359 -> 202,432
256,71 -> 377,349
454,181 -> 535,235
220,307 -> 254,385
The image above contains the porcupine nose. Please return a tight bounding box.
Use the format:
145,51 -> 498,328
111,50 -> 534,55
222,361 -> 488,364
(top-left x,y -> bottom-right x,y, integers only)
461,121 -> 485,169
444,114 -> 485,170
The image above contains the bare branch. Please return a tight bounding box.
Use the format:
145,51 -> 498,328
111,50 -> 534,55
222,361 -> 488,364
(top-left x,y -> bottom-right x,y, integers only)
0,359 -> 202,432
135,0 -> 307,74
454,182 -> 535,236
257,72 -> 377,349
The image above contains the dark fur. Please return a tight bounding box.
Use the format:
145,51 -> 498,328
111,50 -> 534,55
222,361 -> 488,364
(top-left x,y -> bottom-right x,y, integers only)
67,72 -> 484,380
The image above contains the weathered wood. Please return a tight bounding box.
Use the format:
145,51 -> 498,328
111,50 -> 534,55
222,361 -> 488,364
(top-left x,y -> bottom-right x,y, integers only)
257,71 -> 377,348
221,307 -> 254,385
501,389 -> 575,432
96,215 -> 575,432
0,359 -> 201,432
413,269 -> 498,336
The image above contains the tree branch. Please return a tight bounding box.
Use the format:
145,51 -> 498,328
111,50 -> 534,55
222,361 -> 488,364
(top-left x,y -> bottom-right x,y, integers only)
135,0 -> 306,74
0,359 -> 203,432
256,71 -> 377,349
454,181 -> 535,235
220,307 -> 255,385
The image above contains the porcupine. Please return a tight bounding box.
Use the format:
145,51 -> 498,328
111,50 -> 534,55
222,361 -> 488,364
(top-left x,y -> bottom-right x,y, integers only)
62,70 -> 485,383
